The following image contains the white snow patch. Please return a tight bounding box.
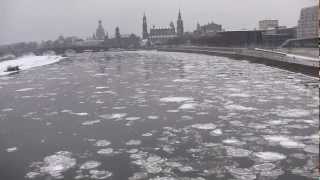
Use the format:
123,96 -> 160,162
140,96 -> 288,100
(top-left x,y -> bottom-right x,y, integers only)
0,55 -> 64,76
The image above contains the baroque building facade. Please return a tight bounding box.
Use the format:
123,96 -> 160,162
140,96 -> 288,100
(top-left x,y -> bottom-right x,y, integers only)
145,10 -> 184,44
194,22 -> 222,36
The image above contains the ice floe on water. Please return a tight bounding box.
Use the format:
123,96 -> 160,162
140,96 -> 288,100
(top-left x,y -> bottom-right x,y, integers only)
126,140 -> 142,146
72,112 -> 89,116
97,148 -> 115,156
95,86 -> 109,89
80,161 -> 101,170
226,163 -> 285,180
94,140 -> 111,147
226,166 -> 256,180
126,117 -> 141,121
222,138 -> 246,146
225,146 -> 251,157
303,145 -> 319,154
210,129 -> 223,136
264,135 -> 305,149
100,113 -> 127,120
148,116 -> 159,120
1,108 -> 14,112
15,88 -> 35,92
89,170 -> 112,179
6,146 -> 18,153
274,109 -> 311,118
172,79 -> 193,83
160,97 -> 194,103
252,163 -> 276,172
253,152 -> 286,162
225,104 -> 257,111
228,93 -> 251,98
82,120 -> 101,126
179,103 -> 197,110
128,172 -> 148,180
26,151 -> 76,179
142,132 -> 153,137
190,123 -> 216,130
0,55 -> 64,76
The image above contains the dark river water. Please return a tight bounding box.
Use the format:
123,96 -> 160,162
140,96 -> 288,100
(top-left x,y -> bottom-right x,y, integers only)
0,51 -> 318,180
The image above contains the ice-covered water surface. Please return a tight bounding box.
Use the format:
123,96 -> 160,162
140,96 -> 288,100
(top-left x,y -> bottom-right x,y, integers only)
0,55 -> 64,76
0,51 -> 318,180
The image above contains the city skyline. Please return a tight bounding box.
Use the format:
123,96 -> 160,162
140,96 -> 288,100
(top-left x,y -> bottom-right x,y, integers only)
0,0 -> 317,45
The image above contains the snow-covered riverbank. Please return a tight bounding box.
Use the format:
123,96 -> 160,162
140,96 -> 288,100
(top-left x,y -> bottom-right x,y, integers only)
0,55 -> 65,76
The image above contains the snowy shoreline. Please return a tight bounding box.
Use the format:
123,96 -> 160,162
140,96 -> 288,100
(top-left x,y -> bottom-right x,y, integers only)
0,55 -> 65,76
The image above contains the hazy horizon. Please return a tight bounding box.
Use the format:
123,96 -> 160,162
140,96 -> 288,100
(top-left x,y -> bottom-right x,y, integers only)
0,0 -> 317,45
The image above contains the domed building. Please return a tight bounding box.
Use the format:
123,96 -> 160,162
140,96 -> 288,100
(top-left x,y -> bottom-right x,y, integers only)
95,20 -> 107,40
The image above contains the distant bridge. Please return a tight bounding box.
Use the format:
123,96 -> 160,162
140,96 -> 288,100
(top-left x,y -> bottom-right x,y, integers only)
34,45 -> 109,55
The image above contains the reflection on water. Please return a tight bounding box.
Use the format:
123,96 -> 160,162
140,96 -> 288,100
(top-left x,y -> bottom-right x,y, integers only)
0,51 -> 318,180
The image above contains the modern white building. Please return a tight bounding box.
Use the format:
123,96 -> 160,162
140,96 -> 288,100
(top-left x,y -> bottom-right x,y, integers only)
297,6 -> 318,39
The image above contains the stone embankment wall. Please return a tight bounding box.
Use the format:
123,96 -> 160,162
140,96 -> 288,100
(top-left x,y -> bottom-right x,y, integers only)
158,46 -> 319,77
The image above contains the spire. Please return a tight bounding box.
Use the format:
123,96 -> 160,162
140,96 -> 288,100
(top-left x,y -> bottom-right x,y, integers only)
176,9 -> 184,37
142,12 -> 149,39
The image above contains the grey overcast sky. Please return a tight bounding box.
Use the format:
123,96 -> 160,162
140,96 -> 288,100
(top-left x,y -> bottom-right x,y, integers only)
0,0 -> 317,45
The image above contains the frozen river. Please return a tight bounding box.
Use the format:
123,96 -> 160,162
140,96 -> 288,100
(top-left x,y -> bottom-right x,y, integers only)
0,51 -> 318,180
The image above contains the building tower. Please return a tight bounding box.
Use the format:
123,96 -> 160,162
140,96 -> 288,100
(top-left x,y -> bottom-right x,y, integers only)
197,22 -> 201,31
142,13 -> 149,39
115,27 -> 121,39
96,20 -> 106,40
176,10 -> 184,37
170,22 -> 176,33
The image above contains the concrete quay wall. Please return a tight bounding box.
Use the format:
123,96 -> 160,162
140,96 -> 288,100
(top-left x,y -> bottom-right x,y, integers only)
157,46 -> 319,77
